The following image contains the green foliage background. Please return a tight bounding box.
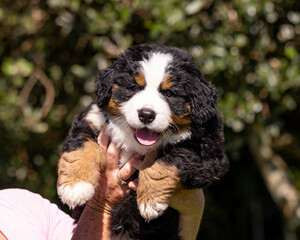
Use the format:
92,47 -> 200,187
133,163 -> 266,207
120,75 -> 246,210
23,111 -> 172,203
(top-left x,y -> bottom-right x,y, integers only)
0,0 -> 299,239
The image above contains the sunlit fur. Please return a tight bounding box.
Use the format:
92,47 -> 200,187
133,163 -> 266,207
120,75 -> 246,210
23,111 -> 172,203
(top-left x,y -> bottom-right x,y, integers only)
58,44 -> 229,239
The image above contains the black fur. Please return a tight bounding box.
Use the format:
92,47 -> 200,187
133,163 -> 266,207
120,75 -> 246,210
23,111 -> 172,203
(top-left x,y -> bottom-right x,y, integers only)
62,105 -> 100,152
167,58 -> 218,125
110,192 -> 180,240
159,114 -> 228,189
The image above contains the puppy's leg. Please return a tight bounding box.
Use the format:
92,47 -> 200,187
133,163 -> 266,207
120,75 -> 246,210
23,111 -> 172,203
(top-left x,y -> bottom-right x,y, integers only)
137,152 -> 180,221
57,103 -> 106,208
170,188 -> 205,240
57,140 -> 106,208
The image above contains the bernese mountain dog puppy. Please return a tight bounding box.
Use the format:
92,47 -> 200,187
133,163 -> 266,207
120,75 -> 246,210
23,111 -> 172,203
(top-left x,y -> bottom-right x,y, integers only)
57,44 -> 229,239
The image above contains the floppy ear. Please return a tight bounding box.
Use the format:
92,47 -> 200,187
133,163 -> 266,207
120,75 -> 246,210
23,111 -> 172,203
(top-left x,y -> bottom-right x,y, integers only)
189,69 -> 218,125
178,113 -> 229,189
95,66 -> 115,107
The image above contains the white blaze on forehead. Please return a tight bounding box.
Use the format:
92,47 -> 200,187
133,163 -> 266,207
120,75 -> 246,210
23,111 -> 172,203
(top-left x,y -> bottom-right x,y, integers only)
140,52 -> 173,89
120,52 -> 173,133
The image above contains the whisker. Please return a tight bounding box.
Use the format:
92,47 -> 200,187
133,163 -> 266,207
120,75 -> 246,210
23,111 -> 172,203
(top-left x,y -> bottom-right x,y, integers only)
162,129 -> 173,146
168,123 -> 179,134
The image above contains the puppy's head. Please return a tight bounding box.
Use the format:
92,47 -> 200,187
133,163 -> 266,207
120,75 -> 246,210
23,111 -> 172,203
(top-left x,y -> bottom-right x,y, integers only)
96,45 -> 218,147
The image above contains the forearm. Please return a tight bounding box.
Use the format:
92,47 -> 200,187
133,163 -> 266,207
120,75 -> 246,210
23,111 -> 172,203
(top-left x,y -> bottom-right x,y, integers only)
71,204 -> 111,240
71,129 -> 143,240
170,188 -> 205,240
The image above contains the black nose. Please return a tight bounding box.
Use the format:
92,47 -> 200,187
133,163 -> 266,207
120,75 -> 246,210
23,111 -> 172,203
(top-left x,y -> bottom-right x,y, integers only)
138,108 -> 156,124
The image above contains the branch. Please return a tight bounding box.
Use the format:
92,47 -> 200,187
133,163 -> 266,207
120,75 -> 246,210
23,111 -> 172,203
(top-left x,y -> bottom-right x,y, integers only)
248,124 -> 300,232
19,68 -> 55,120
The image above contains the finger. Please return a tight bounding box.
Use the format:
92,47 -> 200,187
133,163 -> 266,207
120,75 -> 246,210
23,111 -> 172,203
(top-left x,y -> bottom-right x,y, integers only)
98,126 -> 110,152
118,155 -> 143,180
118,163 -> 135,181
128,179 -> 139,191
130,155 -> 144,170
106,142 -> 121,168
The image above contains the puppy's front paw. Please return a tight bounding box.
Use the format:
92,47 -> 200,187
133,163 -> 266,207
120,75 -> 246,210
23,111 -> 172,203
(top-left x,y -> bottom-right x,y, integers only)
137,159 -> 181,221
57,181 -> 95,209
138,202 -> 168,221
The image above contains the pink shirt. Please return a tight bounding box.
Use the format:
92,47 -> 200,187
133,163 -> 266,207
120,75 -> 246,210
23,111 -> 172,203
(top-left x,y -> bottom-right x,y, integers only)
0,188 -> 76,240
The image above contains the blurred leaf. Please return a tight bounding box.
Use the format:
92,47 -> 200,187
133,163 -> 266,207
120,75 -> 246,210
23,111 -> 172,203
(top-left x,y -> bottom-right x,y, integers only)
1,58 -> 34,77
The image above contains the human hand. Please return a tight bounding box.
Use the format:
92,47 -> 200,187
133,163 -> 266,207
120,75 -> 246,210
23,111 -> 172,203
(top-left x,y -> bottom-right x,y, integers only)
87,126 -> 143,213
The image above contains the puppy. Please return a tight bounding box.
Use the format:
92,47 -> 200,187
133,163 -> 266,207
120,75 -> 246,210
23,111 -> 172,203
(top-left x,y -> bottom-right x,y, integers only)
57,44 -> 229,239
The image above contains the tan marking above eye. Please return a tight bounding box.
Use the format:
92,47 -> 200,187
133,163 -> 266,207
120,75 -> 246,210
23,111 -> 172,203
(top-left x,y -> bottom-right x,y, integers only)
161,76 -> 174,90
112,84 -> 119,91
186,103 -> 191,112
135,72 -> 146,87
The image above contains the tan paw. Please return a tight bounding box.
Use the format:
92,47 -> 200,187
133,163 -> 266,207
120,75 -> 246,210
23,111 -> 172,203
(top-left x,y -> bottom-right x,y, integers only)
137,158 -> 180,221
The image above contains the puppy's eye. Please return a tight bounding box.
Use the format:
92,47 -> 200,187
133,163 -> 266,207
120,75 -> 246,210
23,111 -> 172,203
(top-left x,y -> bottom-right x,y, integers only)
163,90 -> 174,97
129,85 -> 140,92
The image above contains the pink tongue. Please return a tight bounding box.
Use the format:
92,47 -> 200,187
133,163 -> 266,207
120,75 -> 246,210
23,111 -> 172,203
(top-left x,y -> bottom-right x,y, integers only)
135,128 -> 158,146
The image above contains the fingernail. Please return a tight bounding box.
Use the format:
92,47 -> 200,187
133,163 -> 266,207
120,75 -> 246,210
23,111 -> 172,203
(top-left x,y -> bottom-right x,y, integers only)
128,181 -> 138,191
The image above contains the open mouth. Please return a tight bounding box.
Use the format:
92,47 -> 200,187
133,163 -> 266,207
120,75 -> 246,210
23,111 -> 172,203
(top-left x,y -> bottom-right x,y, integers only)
134,128 -> 159,146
